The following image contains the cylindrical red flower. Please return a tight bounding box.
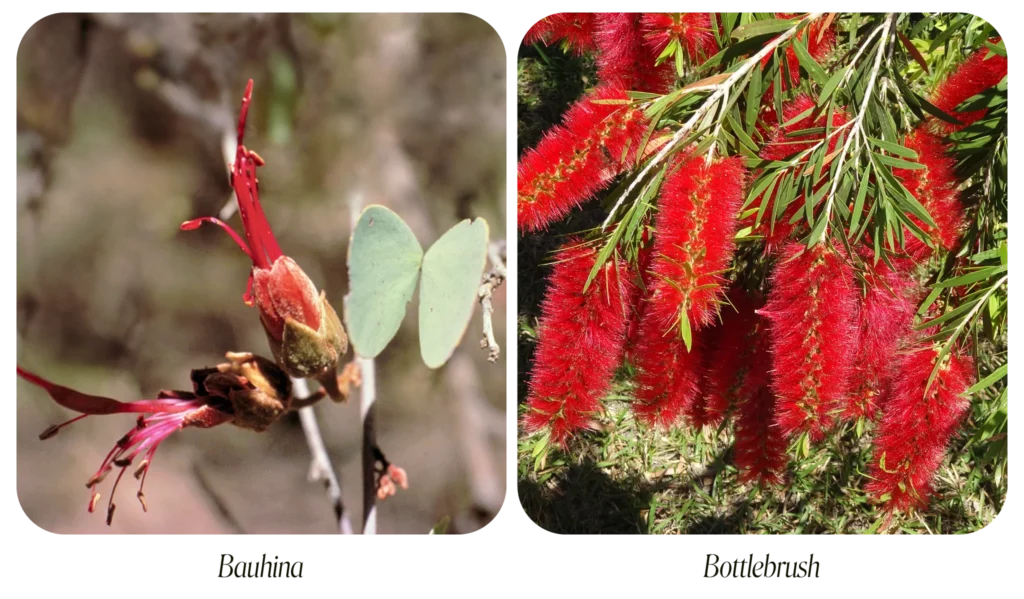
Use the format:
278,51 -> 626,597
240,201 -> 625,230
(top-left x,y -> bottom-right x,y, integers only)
705,289 -> 768,421
844,252 -> 919,420
630,308 -> 706,429
523,239 -> 635,446
761,242 -> 859,442
866,343 -> 975,513
893,127 -> 965,263
595,13 -> 675,94
735,387 -> 789,487
640,13 -> 719,66
524,13 -> 597,55
646,155 -> 747,333
518,86 -> 648,233
930,40 -> 1007,132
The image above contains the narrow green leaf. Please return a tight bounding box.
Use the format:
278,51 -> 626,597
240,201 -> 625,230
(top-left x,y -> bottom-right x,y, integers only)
731,18 -> 798,41
935,265 -> 1007,288
679,309 -> 692,352
850,167 -> 871,232
965,364 -> 1007,395
868,137 -> 919,159
792,36 -> 827,85
873,152 -> 924,170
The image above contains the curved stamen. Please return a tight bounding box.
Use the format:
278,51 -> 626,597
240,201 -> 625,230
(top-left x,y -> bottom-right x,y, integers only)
180,217 -> 253,260
39,413 -> 89,440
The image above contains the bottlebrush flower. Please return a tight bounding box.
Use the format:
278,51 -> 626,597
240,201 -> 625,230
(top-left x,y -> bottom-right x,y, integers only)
524,13 -> 597,55
761,13 -> 837,103
645,155 -> 746,334
623,243 -> 655,363
181,80 -> 349,399
518,86 -> 648,232
844,253 -> 919,420
705,289 -> 768,423
866,343 -> 975,513
523,239 -> 635,446
16,353 -> 294,524
892,128 -> 965,263
761,242 -> 859,442
595,13 -> 675,93
641,13 -> 719,65
735,387 -> 789,486
930,40 -> 1007,132
630,308 -> 706,429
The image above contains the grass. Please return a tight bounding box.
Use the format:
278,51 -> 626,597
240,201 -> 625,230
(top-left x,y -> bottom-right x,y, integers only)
515,40 -> 1007,536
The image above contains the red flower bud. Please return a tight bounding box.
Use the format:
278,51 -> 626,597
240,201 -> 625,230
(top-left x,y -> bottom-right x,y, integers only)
181,80 -> 348,397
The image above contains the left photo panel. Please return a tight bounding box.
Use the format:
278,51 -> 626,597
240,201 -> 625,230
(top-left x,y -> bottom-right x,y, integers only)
16,13 -> 506,534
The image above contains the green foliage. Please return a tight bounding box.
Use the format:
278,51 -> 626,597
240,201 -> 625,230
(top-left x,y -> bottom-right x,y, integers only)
346,205 -> 489,368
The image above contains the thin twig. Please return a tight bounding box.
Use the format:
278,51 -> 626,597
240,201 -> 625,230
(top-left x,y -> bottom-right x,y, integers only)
478,240 -> 507,363
293,377 -> 354,534
358,358 -> 378,534
348,191 -> 379,534
602,12 -> 823,229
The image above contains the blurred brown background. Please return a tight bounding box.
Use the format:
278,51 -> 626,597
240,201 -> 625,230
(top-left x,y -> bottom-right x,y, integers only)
16,13 -> 506,534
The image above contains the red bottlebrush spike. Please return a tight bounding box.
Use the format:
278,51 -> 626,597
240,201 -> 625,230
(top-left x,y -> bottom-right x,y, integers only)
705,289 -> 769,421
595,13 -> 675,93
735,387 -> 789,486
866,343 -> 975,513
646,155 -> 747,334
929,40 -> 1007,132
760,13 -> 837,103
524,13 -> 597,55
761,242 -> 859,442
623,243 -> 655,363
893,127 -> 965,263
630,308 -> 706,429
518,86 -> 648,233
640,13 -> 719,65
844,252 -> 919,420
523,239 -> 635,447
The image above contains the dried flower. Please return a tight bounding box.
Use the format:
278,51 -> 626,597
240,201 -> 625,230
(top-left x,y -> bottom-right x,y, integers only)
866,343 -> 975,513
761,242 -> 859,442
17,352 -> 293,524
524,13 -> 597,55
518,86 -> 647,232
181,80 -> 348,399
523,239 -> 634,446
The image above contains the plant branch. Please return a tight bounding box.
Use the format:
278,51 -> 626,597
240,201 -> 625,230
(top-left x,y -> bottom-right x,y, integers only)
293,377 -> 354,534
602,12 -> 823,229
478,240 -> 507,363
821,14 -> 895,238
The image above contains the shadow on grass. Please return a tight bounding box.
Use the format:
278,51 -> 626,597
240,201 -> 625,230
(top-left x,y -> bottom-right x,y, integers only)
518,458 -> 654,534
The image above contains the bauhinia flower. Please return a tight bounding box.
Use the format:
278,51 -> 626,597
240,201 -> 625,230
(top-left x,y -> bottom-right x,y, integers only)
181,80 -> 349,399
16,352 -> 296,525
